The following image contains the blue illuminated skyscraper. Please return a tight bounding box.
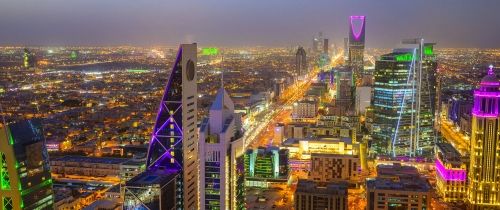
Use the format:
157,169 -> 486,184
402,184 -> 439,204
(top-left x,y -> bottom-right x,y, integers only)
372,49 -> 417,156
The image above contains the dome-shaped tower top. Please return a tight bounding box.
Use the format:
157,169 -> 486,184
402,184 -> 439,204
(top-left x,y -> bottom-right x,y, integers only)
480,65 -> 499,87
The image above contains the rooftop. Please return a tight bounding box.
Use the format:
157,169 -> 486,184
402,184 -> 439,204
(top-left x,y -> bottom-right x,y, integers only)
126,169 -> 179,187
53,156 -> 130,165
367,164 -> 431,192
436,143 -> 463,165
295,179 -> 347,196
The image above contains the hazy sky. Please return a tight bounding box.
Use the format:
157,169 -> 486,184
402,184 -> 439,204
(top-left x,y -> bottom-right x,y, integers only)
1,0 -> 499,48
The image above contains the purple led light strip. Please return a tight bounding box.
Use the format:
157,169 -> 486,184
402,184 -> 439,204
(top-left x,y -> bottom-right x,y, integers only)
435,159 -> 466,181
146,46 -> 184,171
350,16 -> 365,41
474,90 -> 500,97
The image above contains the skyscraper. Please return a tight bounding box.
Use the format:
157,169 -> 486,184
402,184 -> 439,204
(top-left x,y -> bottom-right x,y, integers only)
348,16 -> 366,77
126,43 -> 198,210
296,47 -> 307,76
323,38 -> 329,54
372,43 -> 437,157
372,49 -> 417,156
343,38 -> 349,61
468,65 -> 500,209
22,48 -> 36,69
199,86 -> 245,210
415,43 -> 437,155
0,119 -> 54,210
334,67 -> 354,112
312,32 -> 323,53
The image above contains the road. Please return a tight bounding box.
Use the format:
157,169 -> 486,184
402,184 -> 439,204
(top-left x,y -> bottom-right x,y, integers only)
243,51 -> 345,210
439,116 -> 470,155
243,51 -> 345,149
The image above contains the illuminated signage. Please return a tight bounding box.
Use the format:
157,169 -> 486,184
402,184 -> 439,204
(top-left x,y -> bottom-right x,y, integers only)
395,53 -> 413,62
424,45 -> 433,56
202,47 -> 218,56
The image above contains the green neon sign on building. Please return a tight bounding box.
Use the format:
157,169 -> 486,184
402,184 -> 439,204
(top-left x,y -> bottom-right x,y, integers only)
395,53 -> 413,62
424,45 -> 433,55
202,47 -> 219,56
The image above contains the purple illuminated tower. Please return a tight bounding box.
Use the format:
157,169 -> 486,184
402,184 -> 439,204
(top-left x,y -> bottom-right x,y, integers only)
348,15 -> 366,77
468,65 -> 500,209
145,43 -> 199,210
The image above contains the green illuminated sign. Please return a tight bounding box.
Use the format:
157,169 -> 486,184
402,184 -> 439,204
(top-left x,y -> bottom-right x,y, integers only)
395,53 -> 413,62
202,47 -> 218,56
424,45 -> 433,55
126,69 -> 149,73
70,51 -> 78,60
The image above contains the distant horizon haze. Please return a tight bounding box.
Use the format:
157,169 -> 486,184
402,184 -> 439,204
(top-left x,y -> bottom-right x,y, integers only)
1,0 -> 499,48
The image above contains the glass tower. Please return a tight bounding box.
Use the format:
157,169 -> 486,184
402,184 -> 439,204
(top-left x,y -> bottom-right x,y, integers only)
296,47 -> 307,76
0,119 -> 54,210
372,49 -> 416,156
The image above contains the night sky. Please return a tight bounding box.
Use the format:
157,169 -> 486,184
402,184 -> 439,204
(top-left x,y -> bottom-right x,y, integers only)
1,0 -> 499,48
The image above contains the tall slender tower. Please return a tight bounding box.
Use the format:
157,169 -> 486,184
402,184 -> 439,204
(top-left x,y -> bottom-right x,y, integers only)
468,65 -> 500,209
416,43 -> 437,155
296,47 -> 307,76
348,16 -> 366,77
0,119 -> 54,210
145,43 -> 199,210
199,86 -> 245,210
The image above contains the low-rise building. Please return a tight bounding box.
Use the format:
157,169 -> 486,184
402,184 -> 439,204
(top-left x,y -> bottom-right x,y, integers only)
244,147 -> 289,188
435,143 -> 467,202
281,137 -> 357,160
366,164 -> 431,210
51,156 -> 133,181
294,179 -> 347,210
292,99 -> 318,120
309,153 -> 360,183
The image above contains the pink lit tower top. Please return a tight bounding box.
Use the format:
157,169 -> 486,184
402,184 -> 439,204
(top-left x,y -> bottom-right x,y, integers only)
468,65 -> 500,208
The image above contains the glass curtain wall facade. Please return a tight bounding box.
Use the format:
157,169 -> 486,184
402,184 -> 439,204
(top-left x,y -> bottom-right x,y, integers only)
0,119 -> 54,210
372,50 -> 416,156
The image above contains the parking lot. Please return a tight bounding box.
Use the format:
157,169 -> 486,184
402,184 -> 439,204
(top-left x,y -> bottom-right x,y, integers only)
246,187 -> 294,210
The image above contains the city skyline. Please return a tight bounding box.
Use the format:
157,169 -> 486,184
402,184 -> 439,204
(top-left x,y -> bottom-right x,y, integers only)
2,1 -> 500,209
1,0 -> 500,48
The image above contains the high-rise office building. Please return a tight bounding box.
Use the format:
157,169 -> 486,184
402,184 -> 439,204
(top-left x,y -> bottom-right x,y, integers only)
323,38 -> 329,54
294,180 -> 347,210
372,49 -> 416,156
343,38 -> 349,61
313,32 -> 323,53
22,48 -> 36,69
400,39 -> 438,156
348,16 -> 366,77
334,67 -> 354,112
199,86 -> 245,210
372,41 -> 437,156
468,65 -> 500,209
415,43 -> 437,155
296,47 -> 307,76
125,43 -> 198,210
0,119 -> 54,210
